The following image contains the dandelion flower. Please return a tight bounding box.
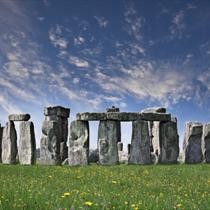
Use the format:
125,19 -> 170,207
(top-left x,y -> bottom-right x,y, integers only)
85,202 -> 92,206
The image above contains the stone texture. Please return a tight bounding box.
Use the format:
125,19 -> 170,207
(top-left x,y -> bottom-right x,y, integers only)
68,120 -> 89,166
201,123 -> 210,163
89,149 -> 99,163
60,142 -> 68,161
158,121 -> 179,164
8,114 -> 30,121
62,158 -> 68,165
2,121 -> 17,164
0,124 -> 3,163
129,120 -> 151,165
118,151 -> 129,163
44,105 -> 70,118
183,122 -> 203,163
106,106 -> 121,143
18,121 -> 36,165
117,142 -> 123,151
98,120 -> 119,165
40,120 -> 61,165
141,107 -> 166,113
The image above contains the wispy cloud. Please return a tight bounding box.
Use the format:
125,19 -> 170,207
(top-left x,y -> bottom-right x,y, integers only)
37,17 -> 44,21
93,16 -> 109,28
68,56 -> 89,67
187,4 -> 197,10
49,25 -> 68,49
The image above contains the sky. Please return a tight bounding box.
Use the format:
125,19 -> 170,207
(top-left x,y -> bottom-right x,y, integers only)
0,0 -> 210,152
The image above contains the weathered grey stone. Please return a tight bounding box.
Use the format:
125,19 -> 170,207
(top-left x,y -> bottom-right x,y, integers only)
183,122 -> 203,163
60,142 -> 68,161
201,123 -> 210,163
171,117 -> 177,123
127,144 -> 131,155
40,120 -> 61,165
62,158 -> 68,165
8,114 -> 30,121
0,124 -> 3,163
98,120 -> 119,165
129,120 -> 151,165
158,121 -> 179,164
44,105 -> 70,118
68,120 -> 89,166
19,121 -> 36,165
77,112 -> 107,121
151,152 -> 158,163
2,121 -> 17,164
118,151 -> 129,163
141,107 -> 166,113
89,149 -> 99,163
117,142 -> 123,151
106,106 -> 121,143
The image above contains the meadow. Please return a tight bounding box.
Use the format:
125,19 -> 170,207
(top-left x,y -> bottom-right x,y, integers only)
0,158 -> 210,210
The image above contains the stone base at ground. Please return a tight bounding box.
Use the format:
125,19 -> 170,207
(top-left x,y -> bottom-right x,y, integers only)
202,123 -> 210,163
118,151 -> 129,163
19,121 -> 36,165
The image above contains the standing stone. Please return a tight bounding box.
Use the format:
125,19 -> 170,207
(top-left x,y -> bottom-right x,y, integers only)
89,148 -> 99,163
98,120 -> 119,165
2,121 -> 17,164
19,121 -> 36,165
129,120 -> 151,165
68,120 -> 89,166
183,122 -> 203,163
118,151 -> 129,163
117,142 -> 123,151
40,120 -> 61,165
159,120 -> 179,164
141,107 -> 166,161
105,106 -> 121,143
44,105 -> 70,161
201,123 -> 210,163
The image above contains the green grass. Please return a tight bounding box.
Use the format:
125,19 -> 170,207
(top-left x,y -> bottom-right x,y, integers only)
0,160 -> 210,210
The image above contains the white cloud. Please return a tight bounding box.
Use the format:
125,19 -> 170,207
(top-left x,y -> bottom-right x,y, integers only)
73,78 -> 80,84
207,51 -> 210,54
90,36 -> 95,42
37,17 -> 44,21
116,41 -> 123,47
78,36 -> 85,43
187,4 -> 197,10
68,56 -> 89,67
172,10 -> 185,29
74,38 -> 81,46
93,16 -> 109,28
120,102 -> 127,108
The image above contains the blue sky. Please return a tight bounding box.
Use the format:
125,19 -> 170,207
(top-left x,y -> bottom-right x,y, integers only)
0,0 -> 210,152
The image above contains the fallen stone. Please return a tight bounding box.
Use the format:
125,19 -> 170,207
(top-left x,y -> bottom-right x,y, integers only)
2,121 -> 17,164
18,121 -> 36,165
8,114 -> 30,121
89,149 -> 99,163
40,120 -> 61,165
158,121 -> 179,164
201,123 -> 210,163
44,105 -> 70,118
98,120 -> 119,165
62,158 -> 68,165
68,120 -> 89,166
129,120 -> 151,165
118,151 -> 129,163
183,122 -> 203,163
117,142 -> 123,151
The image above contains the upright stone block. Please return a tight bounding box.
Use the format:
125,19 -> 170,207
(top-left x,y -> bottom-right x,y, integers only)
0,124 -> 3,163
159,121 -> 179,164
117,142 -> 123,151
68,120 -> 89,166
129,120 -> 151,165
40,120 -> 61,165
98,120 -> 119,165
106,106 -> 121,143
19,121 -> 36,165
127,144 -> 131,155
183,122 -> 203,163
201,123 -> 210,163
2,121 -> 17,164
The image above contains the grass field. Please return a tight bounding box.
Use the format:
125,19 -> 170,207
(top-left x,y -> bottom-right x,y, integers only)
0,157 -> 210,210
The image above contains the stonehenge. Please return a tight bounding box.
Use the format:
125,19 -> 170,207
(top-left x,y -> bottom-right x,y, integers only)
2,105 -> 210,166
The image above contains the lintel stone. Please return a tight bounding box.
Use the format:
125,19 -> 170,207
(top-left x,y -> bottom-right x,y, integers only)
8,114 -> 30,121
44,105 -> 70,118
